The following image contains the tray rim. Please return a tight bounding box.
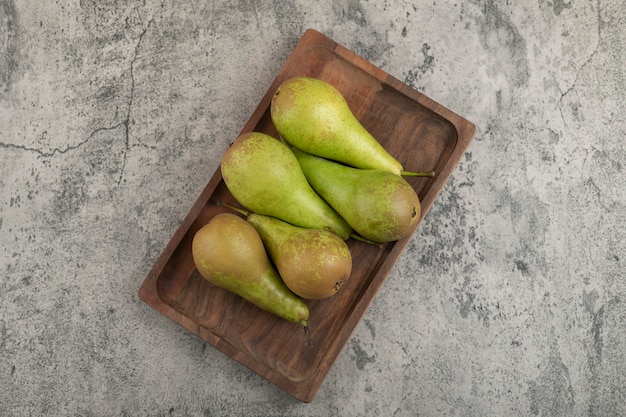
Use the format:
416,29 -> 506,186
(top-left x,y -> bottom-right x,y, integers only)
138,28 -> 476,402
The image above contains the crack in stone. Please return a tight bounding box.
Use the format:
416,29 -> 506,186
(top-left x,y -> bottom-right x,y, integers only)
0,123 -> 125,158
1,18 -> 154,173
585,177 -> 612,212
556,0 -> 602,126
117,18 -> 153,186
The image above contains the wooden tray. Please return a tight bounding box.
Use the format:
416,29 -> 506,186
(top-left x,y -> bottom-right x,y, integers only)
138,29 -> 475,402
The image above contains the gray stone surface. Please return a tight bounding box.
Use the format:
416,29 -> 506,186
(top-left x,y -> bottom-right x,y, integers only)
1,1 -> 624,415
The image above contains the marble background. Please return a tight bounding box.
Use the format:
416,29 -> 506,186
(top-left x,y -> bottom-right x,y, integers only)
1,0 -> 624,415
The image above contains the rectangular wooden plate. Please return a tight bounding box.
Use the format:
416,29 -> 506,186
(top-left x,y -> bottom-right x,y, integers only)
138,28 -> 475,402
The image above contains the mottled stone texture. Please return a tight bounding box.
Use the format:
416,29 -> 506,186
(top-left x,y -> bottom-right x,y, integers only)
1,0 -> 624,416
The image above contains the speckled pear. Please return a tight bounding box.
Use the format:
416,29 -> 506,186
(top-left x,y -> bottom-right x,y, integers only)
220,132 -> 352,240
244,210 -> 352,300
294,149 -> 422,243
191,213 -> 309,326
270,76 -> 434,178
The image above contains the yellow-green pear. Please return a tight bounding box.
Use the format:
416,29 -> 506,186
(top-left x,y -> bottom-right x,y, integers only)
294,149 -> 422,243
270,76 -> 434,178
220,203 -> 352,300
220,132 -> 353,240
191,213 -> 309,326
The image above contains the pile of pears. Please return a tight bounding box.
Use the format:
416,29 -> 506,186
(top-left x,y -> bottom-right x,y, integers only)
192,77 -> 434,341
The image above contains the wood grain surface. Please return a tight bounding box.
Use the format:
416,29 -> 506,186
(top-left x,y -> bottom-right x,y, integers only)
138,28 -> 475,402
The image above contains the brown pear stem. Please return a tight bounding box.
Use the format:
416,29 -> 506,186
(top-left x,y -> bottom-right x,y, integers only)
217,200 -> 251,217
401,170 -> 436,177
302,320 -> 312,347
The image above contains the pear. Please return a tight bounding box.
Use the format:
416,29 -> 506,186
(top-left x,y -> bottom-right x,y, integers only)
191,213 -> 309,327
270,76 -> 435,178
221,132 -> 353,240
294,149 -> 422,243
220,203 -> 352,300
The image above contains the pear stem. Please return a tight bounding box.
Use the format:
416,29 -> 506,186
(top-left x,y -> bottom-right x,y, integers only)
401,170 -> 436,177
217,200 -> 251,217
302,320 -> 312,347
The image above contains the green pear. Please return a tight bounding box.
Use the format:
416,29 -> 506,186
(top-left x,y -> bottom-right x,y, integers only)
294,149 -> 422,243
221,132 -> 353,240
191,213 -> 309,326
270,76 -> 434,177
221,203 -> 352,300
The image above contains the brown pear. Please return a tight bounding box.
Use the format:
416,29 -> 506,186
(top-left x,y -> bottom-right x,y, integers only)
191,213 -> 309,325
249,212 -> 352,300
218,202 -> 352,300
